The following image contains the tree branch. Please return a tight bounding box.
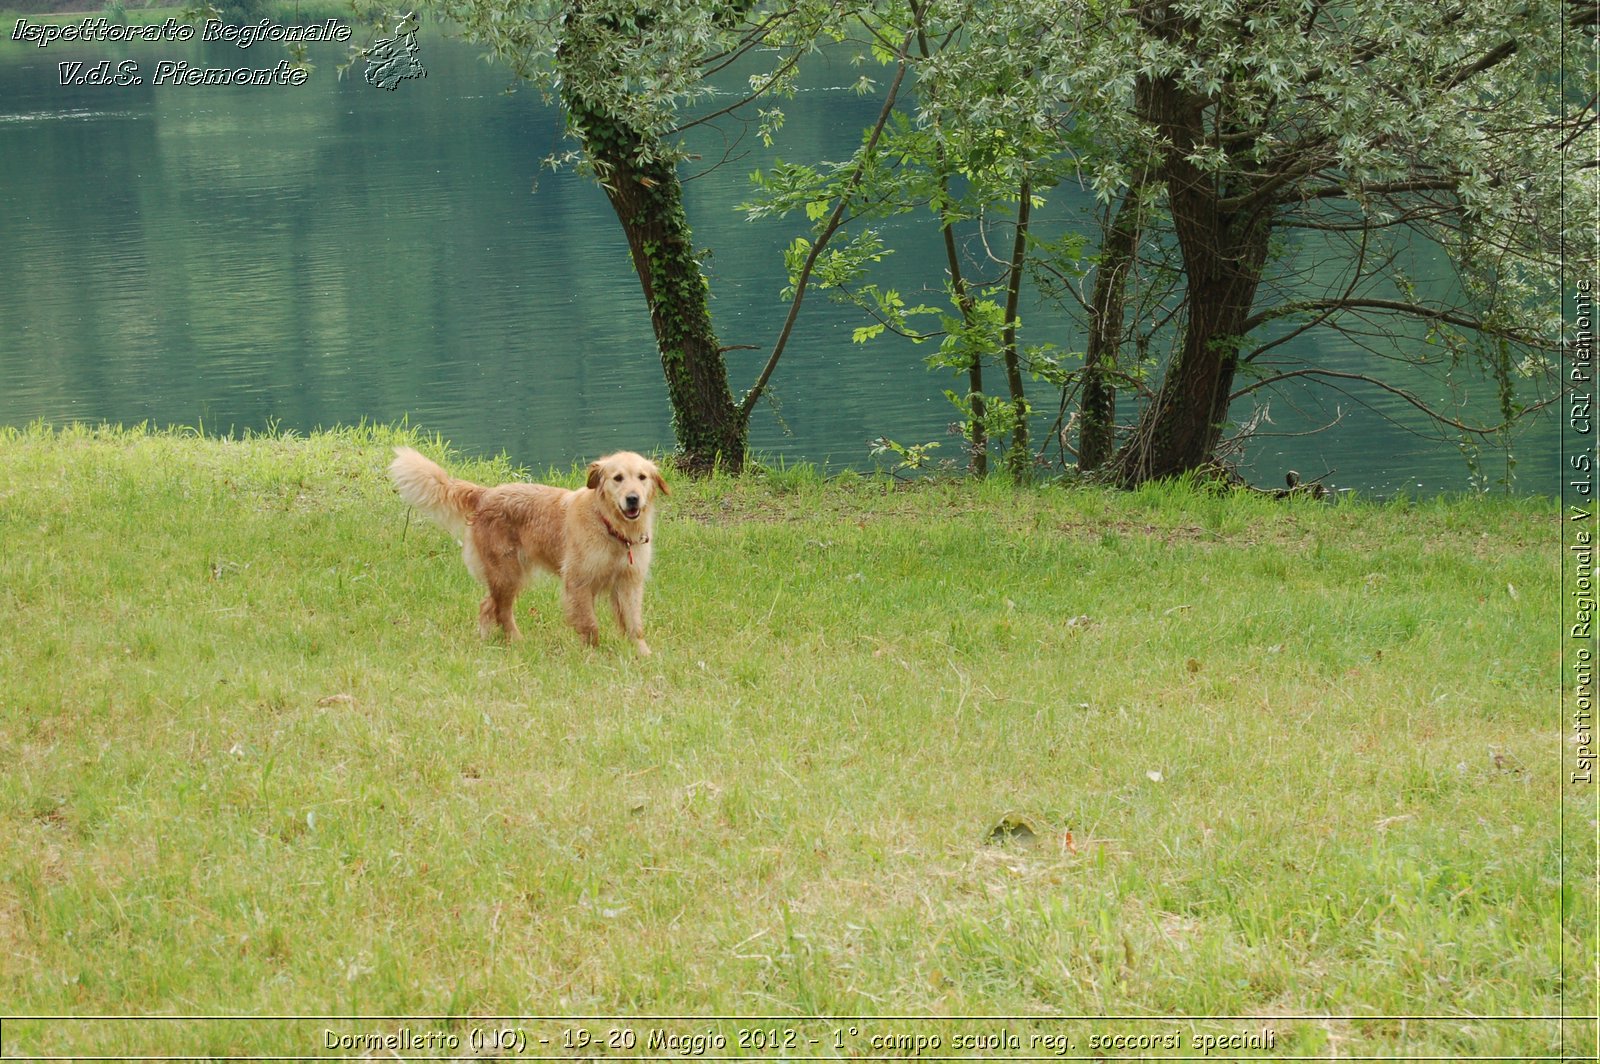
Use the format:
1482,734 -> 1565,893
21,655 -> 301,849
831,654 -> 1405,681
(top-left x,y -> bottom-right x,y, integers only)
736,32 -> 913,426
671,47 -> 805,137
1243,297 -> 1503,336
1295,177 -> 1465,203
1229,368 -> 1514,435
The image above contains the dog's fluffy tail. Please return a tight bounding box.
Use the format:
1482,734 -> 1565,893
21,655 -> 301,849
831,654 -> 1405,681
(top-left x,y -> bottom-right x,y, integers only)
388,447 -> 483,541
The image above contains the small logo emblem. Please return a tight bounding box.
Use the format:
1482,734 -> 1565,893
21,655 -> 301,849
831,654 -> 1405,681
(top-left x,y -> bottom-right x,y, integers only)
363,12 -> 426,91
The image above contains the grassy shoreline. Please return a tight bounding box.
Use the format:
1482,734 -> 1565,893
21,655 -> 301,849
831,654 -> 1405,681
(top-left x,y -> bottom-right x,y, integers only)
0,424 -> 1586,1058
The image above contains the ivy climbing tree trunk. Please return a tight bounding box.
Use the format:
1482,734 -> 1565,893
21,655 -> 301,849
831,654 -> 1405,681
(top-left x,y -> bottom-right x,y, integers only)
999,175 -> 1032,482
560,87 -> 746,474
1078,178 -> 1146,474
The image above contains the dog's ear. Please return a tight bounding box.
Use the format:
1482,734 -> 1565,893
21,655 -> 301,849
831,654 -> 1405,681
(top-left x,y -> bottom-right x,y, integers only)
650,466 -> 670,496
586,461 -> 603,491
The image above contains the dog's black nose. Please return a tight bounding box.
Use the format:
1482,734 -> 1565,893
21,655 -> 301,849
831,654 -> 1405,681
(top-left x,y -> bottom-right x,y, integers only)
625,494 -> 640,510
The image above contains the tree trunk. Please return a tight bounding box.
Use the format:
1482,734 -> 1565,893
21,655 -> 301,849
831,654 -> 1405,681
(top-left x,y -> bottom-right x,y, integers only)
1112,249 -> 1264,486
939,197 -> 987,478
912,0 -> 987,477
560,92 -> 746,475
1110,59 -> 1270,486
1078,179 -> 1145,473
1000,176 -> 1032,482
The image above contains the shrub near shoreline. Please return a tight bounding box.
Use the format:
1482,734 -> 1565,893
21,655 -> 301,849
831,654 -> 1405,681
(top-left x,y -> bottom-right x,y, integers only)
0,424 -> 1581,1060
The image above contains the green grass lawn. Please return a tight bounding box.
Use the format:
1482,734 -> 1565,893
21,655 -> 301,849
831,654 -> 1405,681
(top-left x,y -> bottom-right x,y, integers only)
0,424 -> 1588,1059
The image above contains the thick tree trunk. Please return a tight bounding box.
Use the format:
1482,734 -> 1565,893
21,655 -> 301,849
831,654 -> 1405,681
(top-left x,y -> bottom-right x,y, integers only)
1111,250 -> 1264,486
561,92 -> 746,475
1110,58 -> 1270,487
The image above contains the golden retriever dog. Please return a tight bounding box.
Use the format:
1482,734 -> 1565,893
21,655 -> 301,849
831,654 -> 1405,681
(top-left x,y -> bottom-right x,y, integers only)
389,447 -> 667,655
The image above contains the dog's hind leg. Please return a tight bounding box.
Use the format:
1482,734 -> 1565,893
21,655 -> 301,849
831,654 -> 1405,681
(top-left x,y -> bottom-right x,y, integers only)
467,515 -> 525,642
478,586 -> 522,642
472,555 -> 523,642
477,594 -> 499,640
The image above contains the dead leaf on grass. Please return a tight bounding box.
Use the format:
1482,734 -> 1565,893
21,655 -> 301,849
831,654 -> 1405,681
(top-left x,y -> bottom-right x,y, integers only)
1490,750 -> 1525,774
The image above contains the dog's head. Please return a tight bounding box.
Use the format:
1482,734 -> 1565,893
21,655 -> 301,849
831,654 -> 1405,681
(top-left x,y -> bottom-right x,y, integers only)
586,451 -> 669,523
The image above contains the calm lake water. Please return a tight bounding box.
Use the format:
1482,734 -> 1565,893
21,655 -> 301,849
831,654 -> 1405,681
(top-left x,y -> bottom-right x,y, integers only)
0,23 -> 1561,494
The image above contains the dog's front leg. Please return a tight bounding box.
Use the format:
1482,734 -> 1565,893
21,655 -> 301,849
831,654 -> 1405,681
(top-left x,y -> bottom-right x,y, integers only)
609,579 -> 651,656
562,577 -> 601,647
